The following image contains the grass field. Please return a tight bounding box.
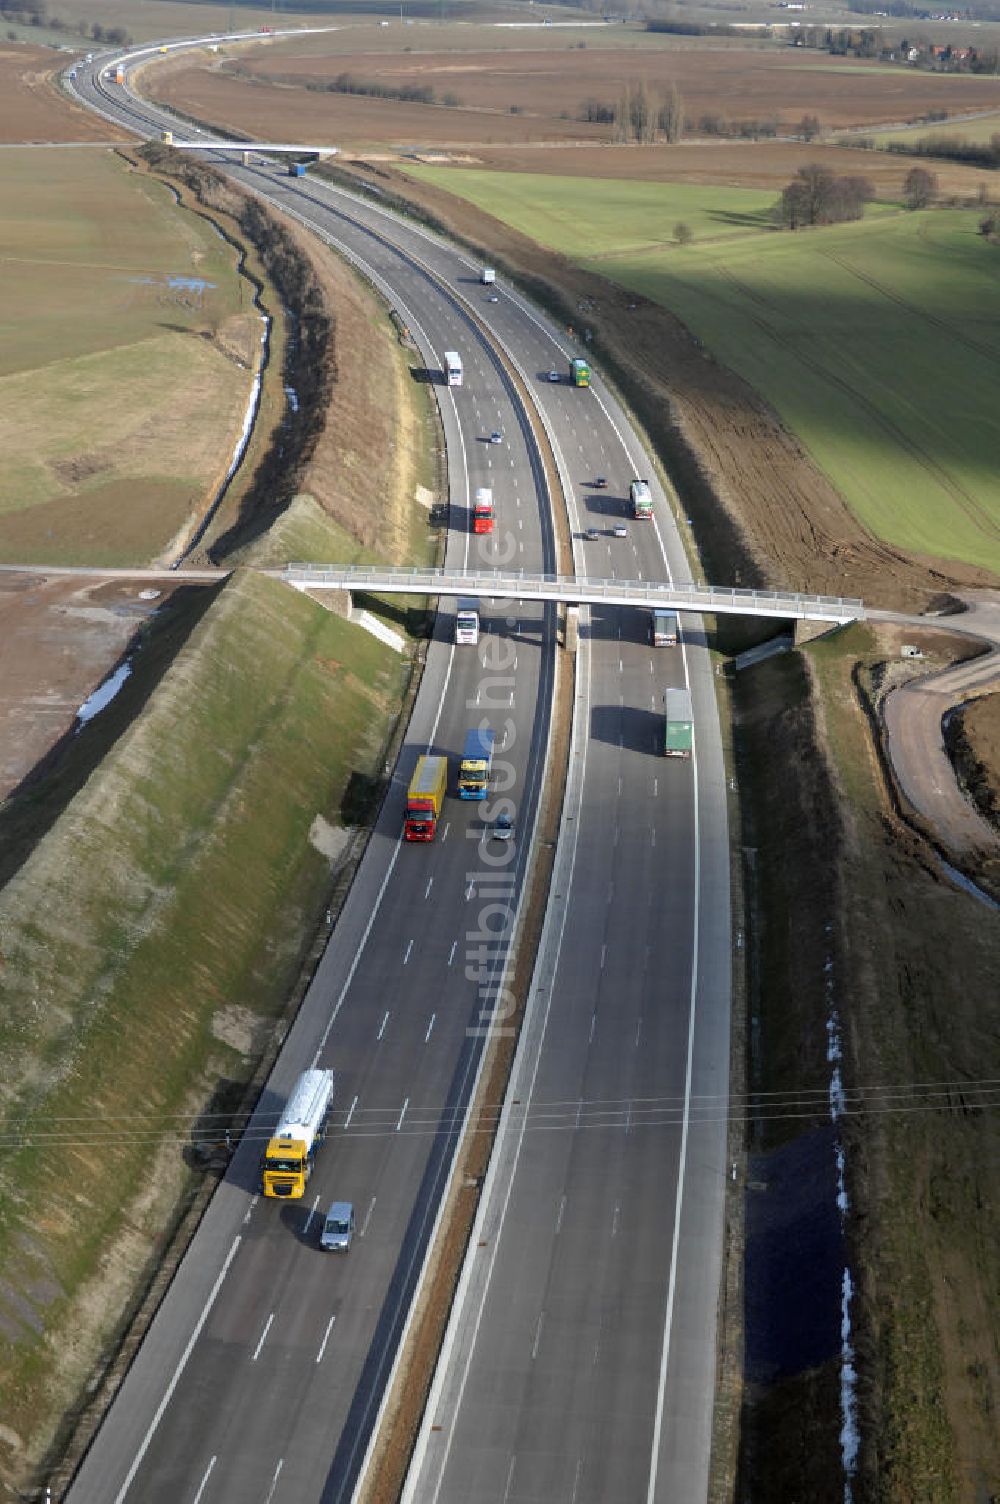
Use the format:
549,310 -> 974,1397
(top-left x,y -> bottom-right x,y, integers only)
0,149 -> 257,565
0,570 -> 408,1483
863,109 -> 1000,146
407,163 -> 1000,572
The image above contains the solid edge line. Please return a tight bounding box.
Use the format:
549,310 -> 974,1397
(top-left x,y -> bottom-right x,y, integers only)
113,1235 -> 241,1504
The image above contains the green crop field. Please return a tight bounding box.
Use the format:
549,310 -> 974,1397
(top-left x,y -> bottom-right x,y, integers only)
408,164 -> 1000,572
0,149 -> 257,565
405,166 -> 778,256
864,110 -> 1000,146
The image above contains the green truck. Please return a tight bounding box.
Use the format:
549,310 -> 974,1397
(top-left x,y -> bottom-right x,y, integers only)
569,357 -> 591,388
663,687 -> 693,758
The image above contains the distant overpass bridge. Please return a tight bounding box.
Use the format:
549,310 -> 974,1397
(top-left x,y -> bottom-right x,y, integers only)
283,564 -> 864,623
159,136 -> 338,158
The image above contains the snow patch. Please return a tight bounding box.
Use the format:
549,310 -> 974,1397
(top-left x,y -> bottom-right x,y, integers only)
76,661 -> 132,726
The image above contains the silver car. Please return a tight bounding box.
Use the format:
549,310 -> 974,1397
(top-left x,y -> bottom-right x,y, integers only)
319,1200 -> 355,1252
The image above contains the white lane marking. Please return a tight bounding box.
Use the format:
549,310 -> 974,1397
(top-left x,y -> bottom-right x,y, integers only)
303,1195 -> 321,1236
112,1236 -> 242,1504
555,1195 -> 567,1235
377,1011 -> 390,1040
425,877 -> 434,899
243,1194 -> 258,1227
618,775 -> 622,795
344,1094 -> 358,1131
403,940 -> 413,965
575,1100 -> 583,1130
589,1012 -> 597,1044
361,1197 -> 376,1237
396,1098 -> 410,1132
626,1101 -> 633,1134
619,658 -> 623,672
448,940 -> 457,966
252,1312 -> 275,1362
651,826 -> 656,848
636,1017 -> 642,1047
531,1311 -> 545,1361
504,1456 -> 517,1503
654,778 -> 658,797
263,1460 -> 283,1504
571,1459 -> 584,1504
465,882 -> 474,901
441,821 -> 450,844
600,943 -> 606,970
612,1204 -> 621,1238
316,1316 -> 337,1364
192,1456 -> 216,1504
425,1013 -> 436,1043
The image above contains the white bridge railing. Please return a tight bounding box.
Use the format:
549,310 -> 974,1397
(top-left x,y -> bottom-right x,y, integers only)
283,565 -> 864,623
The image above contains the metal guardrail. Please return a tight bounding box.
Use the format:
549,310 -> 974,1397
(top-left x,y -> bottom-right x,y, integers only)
283,564 -> 864,623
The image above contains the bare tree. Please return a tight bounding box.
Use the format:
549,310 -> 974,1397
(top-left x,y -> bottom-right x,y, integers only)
613,88 -> 631,144
674,222 -> 693,245
797,113 -> 822,141
779,164 -> 873,227
659,82 -> 685,144
903,166 -> 938,209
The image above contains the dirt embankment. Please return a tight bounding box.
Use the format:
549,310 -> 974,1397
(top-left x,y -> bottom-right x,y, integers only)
322,158 -> 996,616
944,690 -> 1000,836
138,143 -> 422,567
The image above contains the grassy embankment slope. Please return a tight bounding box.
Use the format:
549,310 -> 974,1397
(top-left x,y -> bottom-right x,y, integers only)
405,165 -> 1000,576
0,142 -> 439,1489
0,149 -> 260,566
0,572 -> 407,1478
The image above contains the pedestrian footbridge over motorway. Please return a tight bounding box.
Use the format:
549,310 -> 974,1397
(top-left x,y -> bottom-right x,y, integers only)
283,564 -> 864,624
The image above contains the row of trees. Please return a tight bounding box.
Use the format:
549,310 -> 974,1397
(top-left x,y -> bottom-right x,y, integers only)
0,0 -> 129,44
610,81 -> 685,145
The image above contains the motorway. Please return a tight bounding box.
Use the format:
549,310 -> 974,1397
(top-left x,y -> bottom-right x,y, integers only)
67,39 -> 731,1504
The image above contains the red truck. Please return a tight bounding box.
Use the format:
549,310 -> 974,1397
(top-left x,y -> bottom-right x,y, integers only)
405,756 -> 448,841
473,487 -> 494,535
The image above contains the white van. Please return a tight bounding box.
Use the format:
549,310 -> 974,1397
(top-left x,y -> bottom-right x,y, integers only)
319,1200 -> 355,1252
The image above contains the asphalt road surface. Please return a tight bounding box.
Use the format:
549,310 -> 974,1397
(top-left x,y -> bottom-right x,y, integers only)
66,41 -> 732,1504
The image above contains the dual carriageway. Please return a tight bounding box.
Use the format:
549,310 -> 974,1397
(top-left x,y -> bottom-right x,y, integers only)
60,39 -> 842,1504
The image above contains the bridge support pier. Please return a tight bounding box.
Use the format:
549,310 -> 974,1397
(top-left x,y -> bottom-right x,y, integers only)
563,605 -> 579,654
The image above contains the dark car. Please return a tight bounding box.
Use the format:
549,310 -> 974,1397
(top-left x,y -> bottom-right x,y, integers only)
492,811 -> 514,842
584,526 -> 600,541
593,476 -> 608,489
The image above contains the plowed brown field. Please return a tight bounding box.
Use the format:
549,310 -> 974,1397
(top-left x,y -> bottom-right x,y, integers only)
0,45 -> 130,143
212,37 -> 1000,133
